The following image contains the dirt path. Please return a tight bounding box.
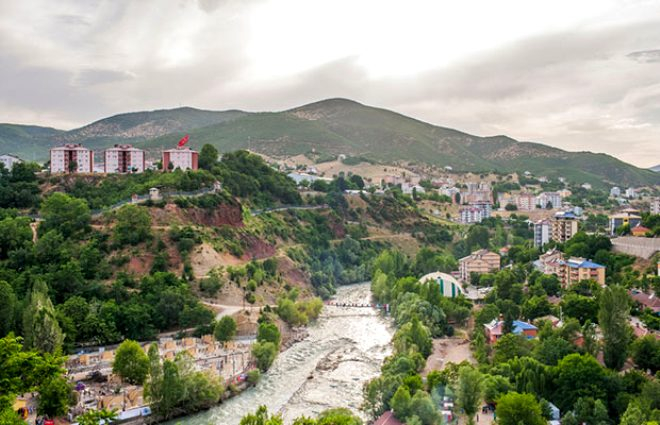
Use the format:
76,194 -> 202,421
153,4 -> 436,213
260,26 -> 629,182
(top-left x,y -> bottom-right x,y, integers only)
423,337 -> 475,375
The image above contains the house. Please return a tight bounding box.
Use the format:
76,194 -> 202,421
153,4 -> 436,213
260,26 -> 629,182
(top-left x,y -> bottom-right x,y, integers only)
0,153 -> 23,170
629,290 -> 660,315
419,272 -> 465,298
631,224 -> 650,237
484,319 -> 538,343
104,144 -> 145,173
551,211 -> 579,243
581,183 -> 592,190
374,411 -> 405,425
458,249 -> 500,282
162,147 -> 198,171
50,143 -> 93,173
625,187 -> 638,199
533,248 -> 564,274
610,187 -> 621,197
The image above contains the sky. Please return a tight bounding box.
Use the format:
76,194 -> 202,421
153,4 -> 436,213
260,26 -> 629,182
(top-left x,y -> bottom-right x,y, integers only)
1,0 -> 659,167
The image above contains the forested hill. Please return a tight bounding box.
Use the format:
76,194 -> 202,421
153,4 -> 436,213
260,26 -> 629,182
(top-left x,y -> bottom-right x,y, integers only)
2,99 -> 658,188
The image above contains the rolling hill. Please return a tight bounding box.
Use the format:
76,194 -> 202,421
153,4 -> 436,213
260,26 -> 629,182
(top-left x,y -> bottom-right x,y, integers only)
1,99 -> 658,187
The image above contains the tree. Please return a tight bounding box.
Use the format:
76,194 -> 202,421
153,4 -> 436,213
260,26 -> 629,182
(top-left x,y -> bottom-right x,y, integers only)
214,316 -> 237,343
598,285 -> 632,370
22,280 -> 64,353
40,192 -> 91,239
76,408 -> 118,425
0,216 -> 32,259
0,281 -> 17,336
113,204 -> 152,245
252,341 -> 278,372
409,391 -> 438,425
495,392 -> 546,425
389,385 -> 411,420
113,340 -> 150,385
38,376 -> 73,418
553,354 -> 607,412
631,335 -> 660,374
199,144 -> 219,170
620,401 -> 647,425
240,406 -> 284,425
455,366 -> 483,425
257,322 -> 281,347
493,333 -> 532,364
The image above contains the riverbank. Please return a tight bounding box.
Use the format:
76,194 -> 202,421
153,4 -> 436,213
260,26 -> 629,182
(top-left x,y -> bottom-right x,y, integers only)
164,282 -> 393,425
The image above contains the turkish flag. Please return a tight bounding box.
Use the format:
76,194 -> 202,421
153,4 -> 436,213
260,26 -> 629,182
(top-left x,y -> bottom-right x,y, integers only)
177,134 -> 189,147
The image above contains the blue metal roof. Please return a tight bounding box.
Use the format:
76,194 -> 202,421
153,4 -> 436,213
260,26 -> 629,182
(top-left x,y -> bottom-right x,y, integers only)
513,320 -> 538,332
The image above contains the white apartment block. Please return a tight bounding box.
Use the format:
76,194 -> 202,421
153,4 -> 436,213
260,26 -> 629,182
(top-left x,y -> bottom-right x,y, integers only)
50,144 -> 93,174
459,206 -> 482,224
104,145 -> 145,173
536,192 -> 562,209
0,154 -> 23,171
162,147 -> 199,171
534,220 -> 551,248
651,198 -> 660,215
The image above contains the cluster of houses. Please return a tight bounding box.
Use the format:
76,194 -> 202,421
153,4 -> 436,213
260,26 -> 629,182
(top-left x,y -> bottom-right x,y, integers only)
48,143 -> 199,174
65,335 -> 252,415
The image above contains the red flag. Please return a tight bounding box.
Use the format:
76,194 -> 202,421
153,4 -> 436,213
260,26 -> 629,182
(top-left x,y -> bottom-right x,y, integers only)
177,134 -> 189,147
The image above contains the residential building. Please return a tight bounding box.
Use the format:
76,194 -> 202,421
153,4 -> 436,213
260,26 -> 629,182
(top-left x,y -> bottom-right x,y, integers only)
458,249 -> 500,282
625,187 -> 638,199
472,201 -> 492,219
558,257 -> 606,287
419,272 -> 465,298
551,211 -> 579,243
557,188 -> 572,198
609,209 -> 642,235
631,224 -> 650,237
536,192 -> 562,209
50,143 -> 93,173
401,183 -> 425,195
484,319 -> 538,344
104,144 -> 145,173
533,248 -> 564,274
629,290 -> 660,315
0,154 -> 22,170
610,186 -> 621,197
581,183 -> 592,190
459,206 -> 482,224
534,219 -> 551,247
516,192 -> 537,211
498,192 -> 515,210
374,411 -> 404,425
651,198 -> 660,215
162,147 -> 198,171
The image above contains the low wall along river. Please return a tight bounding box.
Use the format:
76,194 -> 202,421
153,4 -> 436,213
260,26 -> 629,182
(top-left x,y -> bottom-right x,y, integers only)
167,282 -> 393,425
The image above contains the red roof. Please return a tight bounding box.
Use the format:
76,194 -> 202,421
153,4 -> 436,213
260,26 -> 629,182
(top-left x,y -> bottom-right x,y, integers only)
629,290 -> 660,313
374,411 -> 405,425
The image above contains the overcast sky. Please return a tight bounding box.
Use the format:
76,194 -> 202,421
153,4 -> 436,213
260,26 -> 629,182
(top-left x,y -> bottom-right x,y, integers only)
1,0 -> 659,167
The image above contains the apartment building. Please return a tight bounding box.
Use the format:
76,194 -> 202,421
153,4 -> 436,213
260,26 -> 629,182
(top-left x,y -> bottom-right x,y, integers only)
0,154 -> 22,170
458,249 -> 501,282
104,144 -> 145,173
536,192 -> 562,209
558,257 -> 606,286
516,192 -> 537,211
533,219 -> 551,247
651,198 -> 660,215
459,206 -> 482,224
609,209 -> 642,235
50,144 -> 93,173
162,147 -> 199,171
551,211 -> 579,243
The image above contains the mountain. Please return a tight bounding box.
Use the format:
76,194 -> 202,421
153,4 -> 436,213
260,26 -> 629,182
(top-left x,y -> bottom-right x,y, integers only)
650,164 -> 660,173
0,124 -> 65,161
1,99 -> 658,188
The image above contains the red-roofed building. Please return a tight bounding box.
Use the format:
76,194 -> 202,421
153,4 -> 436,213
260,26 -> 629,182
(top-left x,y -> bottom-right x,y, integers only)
374,411 -> 405,425
631,224 -> 651,237
629,290 -> 660,314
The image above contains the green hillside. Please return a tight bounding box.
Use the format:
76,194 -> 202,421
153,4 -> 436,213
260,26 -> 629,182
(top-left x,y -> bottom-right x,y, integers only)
1,99 -> 658,188
0,124 -> 64,160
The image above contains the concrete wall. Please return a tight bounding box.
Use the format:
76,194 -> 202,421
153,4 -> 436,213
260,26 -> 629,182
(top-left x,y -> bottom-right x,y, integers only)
611,237 -> 660,259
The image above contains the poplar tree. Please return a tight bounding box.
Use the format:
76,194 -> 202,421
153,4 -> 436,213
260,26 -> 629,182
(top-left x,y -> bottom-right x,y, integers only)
598,285 -> 632,370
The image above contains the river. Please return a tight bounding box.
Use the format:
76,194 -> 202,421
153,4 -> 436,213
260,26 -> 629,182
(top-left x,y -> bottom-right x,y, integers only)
170,282 -> 393,425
